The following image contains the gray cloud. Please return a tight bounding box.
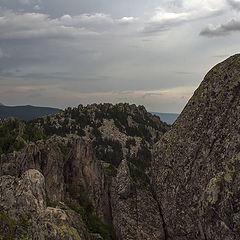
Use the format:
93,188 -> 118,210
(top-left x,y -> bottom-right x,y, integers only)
142,92 -> 163,99
200,19 -> 240,37
19,0 -> 35,5
213,54 -> 230,58
227,0 -> 240,10
0,0 -> 238,113
174,71 -> 193,75
0,9 -> 99,40
143,1 -> 226,33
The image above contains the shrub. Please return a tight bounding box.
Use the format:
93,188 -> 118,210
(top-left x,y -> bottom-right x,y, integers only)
104,164 -> 117,178
58,142 -> 72,161
0,119 -> 25,154
0,210 -> 29,240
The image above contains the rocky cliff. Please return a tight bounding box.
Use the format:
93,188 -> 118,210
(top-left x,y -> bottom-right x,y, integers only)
0,104 -> 167,239
152,54 -> 240,239
111,160 -> 164,240
1,55 -> 240,240
0,136 -> 165,239
0,169 -> 93,240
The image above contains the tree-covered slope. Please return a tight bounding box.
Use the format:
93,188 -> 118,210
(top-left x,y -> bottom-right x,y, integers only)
0,103 -> 169,240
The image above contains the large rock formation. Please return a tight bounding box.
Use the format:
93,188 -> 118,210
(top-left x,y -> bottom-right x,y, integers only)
64,138 -> 111,223
0,140 -> 65,202
0,169 -> 91,240
2,55 -> 240,239
111,160 -> 165,240
152,54 -> 240,239
0,135 -> 165,239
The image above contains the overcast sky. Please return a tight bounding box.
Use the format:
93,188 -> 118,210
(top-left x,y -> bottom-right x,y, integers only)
0,0 -> 240,113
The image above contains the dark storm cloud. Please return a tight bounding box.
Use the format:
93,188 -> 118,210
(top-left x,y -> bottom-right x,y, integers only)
200,19 -> 240,37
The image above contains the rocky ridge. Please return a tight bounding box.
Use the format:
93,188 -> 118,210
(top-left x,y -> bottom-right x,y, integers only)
1,55 -> 240,239
152,54 -> 240,239
0,104 -> 168,239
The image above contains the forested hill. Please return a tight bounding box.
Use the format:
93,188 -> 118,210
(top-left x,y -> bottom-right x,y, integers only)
0,104 -> 60,121
0,103 -> 169,185
0,103 -> 169,239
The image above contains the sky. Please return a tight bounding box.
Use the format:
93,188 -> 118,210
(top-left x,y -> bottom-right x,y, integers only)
0,0 -> 240,113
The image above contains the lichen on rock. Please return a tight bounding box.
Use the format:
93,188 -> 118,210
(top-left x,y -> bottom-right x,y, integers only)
152,54 -> 240,239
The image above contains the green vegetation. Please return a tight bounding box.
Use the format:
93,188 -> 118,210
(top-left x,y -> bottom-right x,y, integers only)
46,196 -> 58,208
58,142 -> 72,161
104,164 -> 118,178
28,103 -> 168,182
129,164 -> 150,189
0,119 -> 50,155
43,124 -> 70,137
127,141 -> 152,171
125,138 -> 136,148
66,185 -> 117,240
92,127 -> 102,142
22,124 -> 48,142
93,138 -> 123,167
0,119 -> 24,154
0,210 -> 29,240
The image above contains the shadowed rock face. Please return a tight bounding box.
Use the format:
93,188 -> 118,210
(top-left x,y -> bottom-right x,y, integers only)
111,160 -> 165,240
152,54 -> 240,239
64,138 -> 111,223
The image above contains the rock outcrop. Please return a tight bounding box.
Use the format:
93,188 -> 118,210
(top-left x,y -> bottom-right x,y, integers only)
111,160 -> 165,240
0,140 -> 65,202
64,138 -> 111,223
152,54 -> 240,239
0,169 -> 91,240
2,55 -> 240,239
0,134 -> 167,239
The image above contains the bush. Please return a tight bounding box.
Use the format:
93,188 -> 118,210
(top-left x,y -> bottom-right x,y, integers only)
129,164 -> 150,189
22,124 -> 47,142
0,210 -> 29,240
58,142 -> 72,161
0,119 -> 25,154
94,138 -> 123,167
104,164 -> 117,178
125,138 -> 136,148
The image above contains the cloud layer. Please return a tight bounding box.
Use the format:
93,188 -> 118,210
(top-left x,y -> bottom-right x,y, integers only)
200,19 -> 240,37
143,0 -> 226,33
227,0 -> 240,11
0,0 -> 239,113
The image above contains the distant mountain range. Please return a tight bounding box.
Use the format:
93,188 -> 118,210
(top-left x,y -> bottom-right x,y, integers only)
0,103 -> 60,121
0,103 -> 179,124
151,112 -> 179,124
